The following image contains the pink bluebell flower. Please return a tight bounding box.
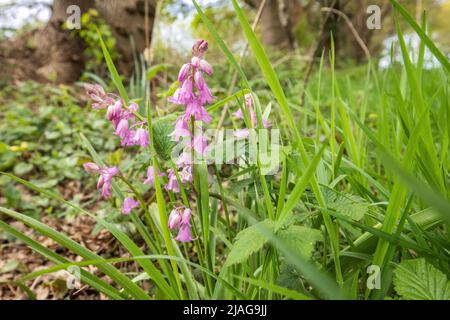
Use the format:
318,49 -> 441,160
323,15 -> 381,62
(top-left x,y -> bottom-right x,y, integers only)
179,165 -> 193,184
176,152 -> 192,168
122,197 -> 139,215
84,163 -> 119,199
107,100 -> 123,122
178,63 -> 191,82
97,167 -> 119,199
144,165 -> 164,185
175,225 -> 194,242
191,133 -> 208,155
181,208 -> 191,225
170,117 -> 191,142
133,128 -> 149,147
168,206 -> 194,242
168,207 -> 183,230
165,169 -> 180,193
84,84 -> 115,110
233,93 -> 270,134
194,70 -> 213,105
185,101 -> 212,123
199,59 -> 213,76
116,119 -> 129,138
192,39 -> 208,57
83,162 -> 100,174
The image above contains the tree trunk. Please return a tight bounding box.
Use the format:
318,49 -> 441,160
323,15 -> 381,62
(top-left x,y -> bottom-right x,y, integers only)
96,0 -> 155,74
33,0 -> 92,83
1,0 -> 155,84
245,0 -> 296,50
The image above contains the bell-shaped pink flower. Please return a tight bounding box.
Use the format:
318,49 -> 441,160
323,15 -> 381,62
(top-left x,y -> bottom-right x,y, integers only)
144,165 -> 164,185
165,169 -> 179,193
194,70 -> 206,91
170,117 -> 191,142
233,128 -> 250,139
191,57 -> 200,68
120,130 -> 137,147
192,134 -> 208,155
199,59 -> 213,76
179,165 -> 193,184
133,128 -> 149,147
107,100 -> 123,121
169,79 -> 194,106
181,208 -> 191,226
176,152 -> 192,168
178,63 -> 191,82
168,208 -> 182,230
192,39 -> 208,57
122,197 -> 139,215
186,101 -> 212,123
83,162 -> 100,174
94,166 -> 119,199
232,109 -> 244,120
85,84 -> 114,110
175,224 -> 194,242
116,119 -> 129,138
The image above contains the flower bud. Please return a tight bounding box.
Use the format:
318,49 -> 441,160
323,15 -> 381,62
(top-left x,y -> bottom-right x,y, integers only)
192,39 -> 208,57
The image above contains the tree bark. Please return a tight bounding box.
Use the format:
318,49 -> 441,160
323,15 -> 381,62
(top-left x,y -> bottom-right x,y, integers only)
33,0 -> 92,83
244,0 -> 296,50
96,0 -> 155,74
1,0 -> 155,84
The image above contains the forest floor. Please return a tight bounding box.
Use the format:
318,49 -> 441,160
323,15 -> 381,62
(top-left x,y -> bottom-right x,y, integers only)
0,215 -> 114,299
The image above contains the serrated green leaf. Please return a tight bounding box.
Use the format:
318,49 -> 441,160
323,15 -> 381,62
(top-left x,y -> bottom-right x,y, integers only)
225,219 -> 276,266
277,225 -> 323,259
323,189 -> 368,221
393,258 -> 450,300
152,120 -> 177,161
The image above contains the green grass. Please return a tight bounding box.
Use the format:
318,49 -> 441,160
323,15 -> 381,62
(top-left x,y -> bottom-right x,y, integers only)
0,0 -> 449,300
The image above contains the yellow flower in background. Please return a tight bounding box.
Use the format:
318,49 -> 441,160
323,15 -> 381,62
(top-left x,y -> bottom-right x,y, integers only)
10,142 -> 28,152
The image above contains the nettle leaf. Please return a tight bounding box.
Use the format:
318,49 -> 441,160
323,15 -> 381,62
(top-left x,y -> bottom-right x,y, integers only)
277,262 -> 306,292
225,219 -> 276,266
323,189 -> 369,221
152,120 -> 177,161
277,225 -> 323,259
393,258 -> 450,300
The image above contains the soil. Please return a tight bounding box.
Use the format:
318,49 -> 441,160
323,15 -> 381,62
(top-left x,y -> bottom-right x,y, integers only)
0,215 -> 118,300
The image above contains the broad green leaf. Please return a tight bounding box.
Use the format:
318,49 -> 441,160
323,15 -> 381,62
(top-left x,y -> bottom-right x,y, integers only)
277,225 -> 323,259
225,219 -> 276,266
323,189 -> 369,221
394,258 -> 450,300
13,163 -> 33,175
